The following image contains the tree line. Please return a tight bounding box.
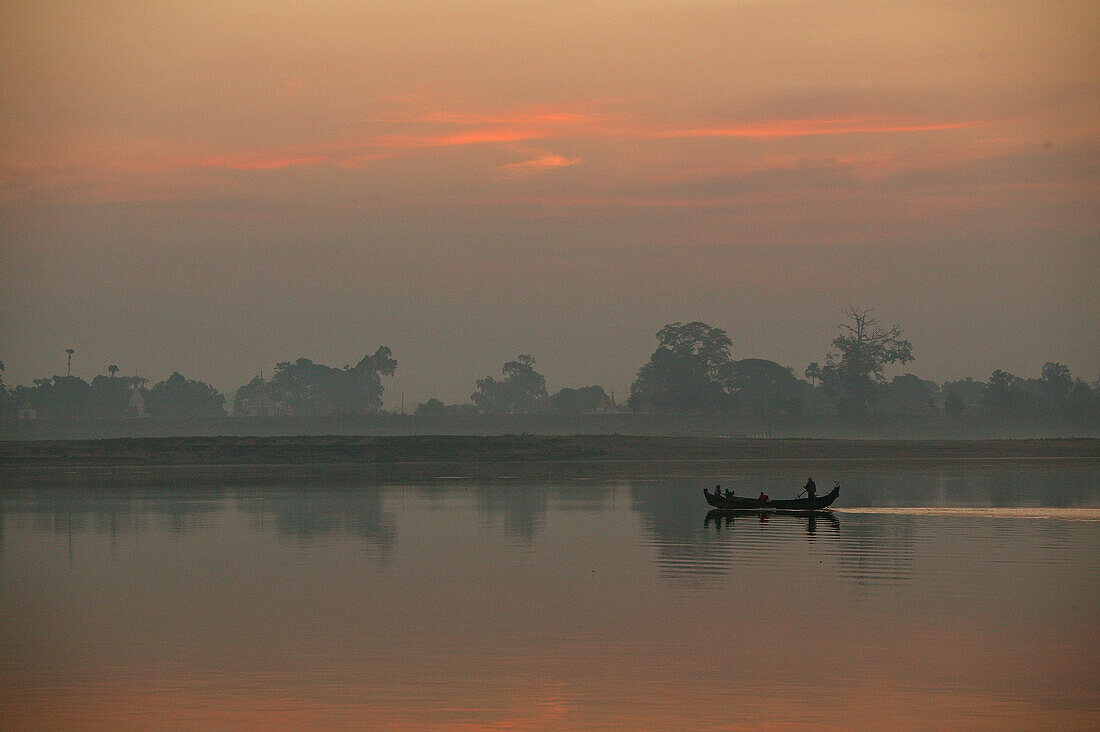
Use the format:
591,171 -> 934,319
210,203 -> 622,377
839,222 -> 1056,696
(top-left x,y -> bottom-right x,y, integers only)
1,307 -> 1097,426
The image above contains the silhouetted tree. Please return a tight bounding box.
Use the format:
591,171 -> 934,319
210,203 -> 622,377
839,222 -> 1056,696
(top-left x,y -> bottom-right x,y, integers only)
804,361 -> 821,388
267,347 -> 396,416
108,364 -> 119,379
415,398 -> 448,416
1030,363 -> 1096,423
629,322 -> 734,412
982,369 -> 1038,418
89,373 -> 137,417
1038,362 -> 1072,412
233,376 -> 271,417
415,399 -> 479,417
943,377 -> 985,412
472,355 -> 547,413
146,373 -> 226,419
548,385 -> 609,414
878,374 -> 938,414
722,358 -> 805,416
1065,379 -> 1095,423
30,376 -> 94,419
818,307 -> 914,414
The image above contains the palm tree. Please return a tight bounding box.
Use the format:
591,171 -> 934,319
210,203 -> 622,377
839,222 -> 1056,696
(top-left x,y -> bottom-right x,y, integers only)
108,364 -> 119,379
805,362 -> 821,388
65,348 -> 75,377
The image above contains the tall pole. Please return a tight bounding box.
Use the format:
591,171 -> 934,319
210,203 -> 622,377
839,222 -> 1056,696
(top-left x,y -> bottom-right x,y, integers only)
65,348 -> 74,377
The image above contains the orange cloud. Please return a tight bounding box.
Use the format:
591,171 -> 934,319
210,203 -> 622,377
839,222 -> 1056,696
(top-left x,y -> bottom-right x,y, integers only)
497,148 -> 581,178
365,126 -> 545,149
347,109 -> 984,155
0,101 -> 990,206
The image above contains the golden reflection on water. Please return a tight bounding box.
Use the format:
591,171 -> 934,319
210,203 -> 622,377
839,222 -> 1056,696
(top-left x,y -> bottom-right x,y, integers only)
1,473 -> 1099,730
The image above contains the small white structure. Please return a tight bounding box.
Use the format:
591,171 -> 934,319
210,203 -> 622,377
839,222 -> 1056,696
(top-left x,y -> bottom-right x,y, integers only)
127,387 -> 148,418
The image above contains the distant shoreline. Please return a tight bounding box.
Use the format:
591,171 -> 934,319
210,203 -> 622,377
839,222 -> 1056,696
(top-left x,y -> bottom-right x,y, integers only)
1,435 -> 1096,470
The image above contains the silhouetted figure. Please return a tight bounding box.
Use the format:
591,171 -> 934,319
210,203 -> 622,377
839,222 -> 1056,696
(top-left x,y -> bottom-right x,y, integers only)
758,491 -> 769,504
805,477 -> 817,504
724,488 -> 734,500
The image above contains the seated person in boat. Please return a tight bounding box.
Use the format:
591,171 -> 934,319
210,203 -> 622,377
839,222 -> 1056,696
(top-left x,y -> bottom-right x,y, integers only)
724,488 -> 734,500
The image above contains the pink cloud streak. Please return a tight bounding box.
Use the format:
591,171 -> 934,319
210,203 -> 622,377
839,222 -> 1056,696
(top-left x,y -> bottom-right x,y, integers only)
0,104 -> 989,200
497,148 -> 581,178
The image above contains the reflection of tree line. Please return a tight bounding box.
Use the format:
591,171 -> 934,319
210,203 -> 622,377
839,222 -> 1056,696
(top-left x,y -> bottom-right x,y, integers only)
235,490 -> 396,549
441,482 -> 613,539
4,469 -> 1093,578
0,488 -> 222,537
0,480 -> 618,550
0,484 -> 397,551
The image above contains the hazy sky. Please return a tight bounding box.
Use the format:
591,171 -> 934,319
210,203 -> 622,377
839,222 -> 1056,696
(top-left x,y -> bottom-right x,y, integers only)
2,0 -> 1097,405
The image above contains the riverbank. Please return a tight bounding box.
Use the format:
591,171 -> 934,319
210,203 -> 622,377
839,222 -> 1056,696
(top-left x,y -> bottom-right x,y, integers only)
2,435 -> 1096,469
2,412 -> 1096,442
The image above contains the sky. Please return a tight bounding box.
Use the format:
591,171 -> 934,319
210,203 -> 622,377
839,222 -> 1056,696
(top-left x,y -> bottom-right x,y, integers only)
2,0 -> 1098,406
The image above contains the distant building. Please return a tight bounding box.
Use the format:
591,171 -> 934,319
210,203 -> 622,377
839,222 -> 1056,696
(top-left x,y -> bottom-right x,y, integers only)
17,398 -> 36,420
246,383 -> 275,417
595,390 -> 622,414
127,387 -> 148,418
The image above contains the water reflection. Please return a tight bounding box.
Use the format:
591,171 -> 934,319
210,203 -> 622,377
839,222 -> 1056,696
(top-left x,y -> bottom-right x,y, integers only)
235,489 -> 396,549
629,479 -> 729,580
0,486 -> 222,536
830,515 -> 916,587
817,464 -> 1098,508
412,482 -> 614,540
633,479 -> 921,588
694,505 -> 915,588
472,484 -> 548,538
704,509 -> 840,533
2,463 -> 1099,730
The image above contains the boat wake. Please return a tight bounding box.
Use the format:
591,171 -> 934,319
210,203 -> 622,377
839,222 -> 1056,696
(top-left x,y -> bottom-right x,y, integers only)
832,507 -> 1100,521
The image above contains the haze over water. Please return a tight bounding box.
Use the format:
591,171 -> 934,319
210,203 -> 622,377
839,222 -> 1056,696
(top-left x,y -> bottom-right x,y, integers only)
2,462 -> 1097,729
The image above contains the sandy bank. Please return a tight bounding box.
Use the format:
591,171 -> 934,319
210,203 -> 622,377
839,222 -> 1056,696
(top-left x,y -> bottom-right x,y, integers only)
1,435 -> 1096,469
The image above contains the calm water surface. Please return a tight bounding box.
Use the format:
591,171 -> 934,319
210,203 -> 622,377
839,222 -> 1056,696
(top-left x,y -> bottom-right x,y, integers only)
2,463 -> 1098,730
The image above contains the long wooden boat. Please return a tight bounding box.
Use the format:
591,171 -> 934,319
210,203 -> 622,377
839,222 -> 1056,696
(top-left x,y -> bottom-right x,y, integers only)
703,483 -> 840,511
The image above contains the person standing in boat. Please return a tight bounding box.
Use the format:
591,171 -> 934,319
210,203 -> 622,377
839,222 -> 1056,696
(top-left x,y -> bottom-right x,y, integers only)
804,477 -> 817,504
